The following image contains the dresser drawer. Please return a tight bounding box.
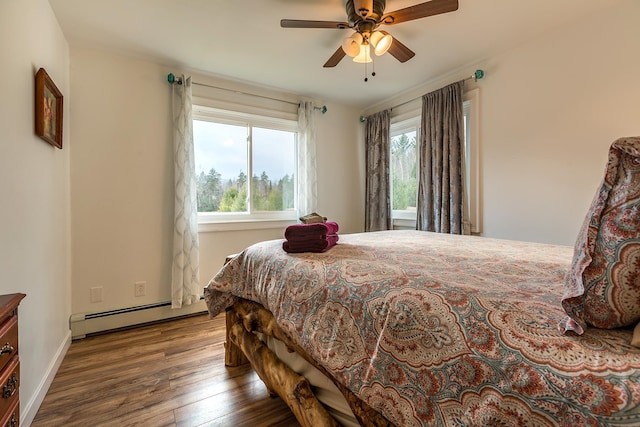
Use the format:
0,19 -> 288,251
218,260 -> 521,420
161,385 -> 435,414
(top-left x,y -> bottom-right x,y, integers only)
0,317 -> 17,374
0,295 -> 23,427
0,396 -> 18,427
0,356 -> 18,421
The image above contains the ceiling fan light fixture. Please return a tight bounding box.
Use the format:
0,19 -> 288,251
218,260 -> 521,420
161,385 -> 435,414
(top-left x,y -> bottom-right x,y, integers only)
370,31 -> 393,56
353,43 -> 372,63
341,32 -> 363,57
282,0 -> 460,69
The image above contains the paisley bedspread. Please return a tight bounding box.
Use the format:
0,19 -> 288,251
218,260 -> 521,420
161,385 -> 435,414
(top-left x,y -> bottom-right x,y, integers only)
204,230 -> 640,427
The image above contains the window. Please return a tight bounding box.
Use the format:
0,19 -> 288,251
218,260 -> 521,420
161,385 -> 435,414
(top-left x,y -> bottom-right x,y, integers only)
193,106 -> 298,226
390,117 -> 419,220
389,89 -> 479,232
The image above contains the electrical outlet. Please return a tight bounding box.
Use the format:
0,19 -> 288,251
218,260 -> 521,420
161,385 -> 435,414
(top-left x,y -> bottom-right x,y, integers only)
134,281 -> 146,297
90,286 -> 103,303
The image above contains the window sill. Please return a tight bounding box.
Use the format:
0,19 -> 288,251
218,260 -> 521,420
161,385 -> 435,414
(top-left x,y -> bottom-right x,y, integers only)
198,218 -> 298,233
392,218 -> 416,229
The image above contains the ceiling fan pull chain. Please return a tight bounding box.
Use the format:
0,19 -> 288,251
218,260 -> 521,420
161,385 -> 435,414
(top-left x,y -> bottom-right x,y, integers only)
364,43 -> 370,82
371,55 -> 376,78
364,58 -> 368,82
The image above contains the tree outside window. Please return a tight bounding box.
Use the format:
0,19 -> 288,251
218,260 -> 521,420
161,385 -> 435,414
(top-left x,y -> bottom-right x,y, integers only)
391,129 -> 418,211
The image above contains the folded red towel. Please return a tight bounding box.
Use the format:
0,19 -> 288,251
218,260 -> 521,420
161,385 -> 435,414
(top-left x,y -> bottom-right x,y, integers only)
283,234 -> 339,253
285,234 -> 339,250
324,221 -> 339,234
284,221 -> 339,241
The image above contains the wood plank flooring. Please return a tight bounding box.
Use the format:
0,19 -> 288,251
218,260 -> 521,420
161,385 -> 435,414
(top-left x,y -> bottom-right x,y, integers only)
32,313 -> 301,427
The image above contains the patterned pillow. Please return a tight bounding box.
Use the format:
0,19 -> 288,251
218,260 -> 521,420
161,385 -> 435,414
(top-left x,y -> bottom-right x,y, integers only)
559,137 -> 640,334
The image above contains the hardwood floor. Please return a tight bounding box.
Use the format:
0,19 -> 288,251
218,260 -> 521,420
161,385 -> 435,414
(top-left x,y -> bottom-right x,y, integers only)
32,313 -> 300,427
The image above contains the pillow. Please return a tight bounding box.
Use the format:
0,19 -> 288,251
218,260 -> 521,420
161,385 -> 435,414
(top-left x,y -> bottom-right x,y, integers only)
632,322 -> 640,348
559,136 -> 640,334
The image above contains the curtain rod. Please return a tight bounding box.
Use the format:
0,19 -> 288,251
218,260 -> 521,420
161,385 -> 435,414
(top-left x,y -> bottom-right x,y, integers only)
359,69 -> 485,122
167,73 -> 327,114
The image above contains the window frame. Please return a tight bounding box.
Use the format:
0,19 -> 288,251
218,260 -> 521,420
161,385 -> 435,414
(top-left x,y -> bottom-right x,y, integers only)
192,105 -> 300,231
464,88 -> 481,234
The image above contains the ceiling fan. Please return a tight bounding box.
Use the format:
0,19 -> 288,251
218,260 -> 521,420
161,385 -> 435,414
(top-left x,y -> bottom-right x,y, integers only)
281,0 -> 459,68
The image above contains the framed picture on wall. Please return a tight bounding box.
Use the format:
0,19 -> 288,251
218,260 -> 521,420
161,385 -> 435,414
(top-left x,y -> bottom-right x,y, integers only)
35,68 -> 63,149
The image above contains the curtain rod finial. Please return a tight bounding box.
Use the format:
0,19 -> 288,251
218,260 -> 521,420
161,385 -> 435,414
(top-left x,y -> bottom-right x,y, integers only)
167,73 -> 183,85
473,69 -> 485,81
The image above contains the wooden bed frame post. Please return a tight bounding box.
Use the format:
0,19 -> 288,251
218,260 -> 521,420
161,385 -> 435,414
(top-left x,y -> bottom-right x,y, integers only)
223,254 -> 249,367
224,302 -> 339,426
224,307 -> 248,367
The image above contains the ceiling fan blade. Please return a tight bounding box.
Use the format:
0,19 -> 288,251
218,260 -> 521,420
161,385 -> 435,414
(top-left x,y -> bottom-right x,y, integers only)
281,19 -> 350,29
381,0 -> 458,25
381,31 -> 415,63
323,47 -> 347,68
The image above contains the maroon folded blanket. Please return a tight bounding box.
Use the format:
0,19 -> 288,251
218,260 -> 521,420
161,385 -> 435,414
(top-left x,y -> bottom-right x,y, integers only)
284,221 -> 339,241
283,234 -> 339,253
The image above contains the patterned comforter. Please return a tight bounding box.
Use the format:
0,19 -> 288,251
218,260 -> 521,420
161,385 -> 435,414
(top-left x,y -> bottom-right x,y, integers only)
204,230 -> 640,427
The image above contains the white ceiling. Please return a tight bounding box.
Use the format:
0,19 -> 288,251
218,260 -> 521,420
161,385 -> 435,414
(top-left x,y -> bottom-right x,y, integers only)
49,0 -> 616,109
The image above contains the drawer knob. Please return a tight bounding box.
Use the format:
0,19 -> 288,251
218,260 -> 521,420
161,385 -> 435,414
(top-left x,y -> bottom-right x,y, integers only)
2,375 -> 17,399
0,343 -> 13,356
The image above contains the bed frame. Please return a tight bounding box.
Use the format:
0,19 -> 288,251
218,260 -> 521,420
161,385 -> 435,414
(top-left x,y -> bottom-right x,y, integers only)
224,298 -> 394,427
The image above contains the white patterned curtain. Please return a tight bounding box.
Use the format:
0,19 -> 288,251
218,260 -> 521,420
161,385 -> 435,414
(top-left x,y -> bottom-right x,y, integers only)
297,101 -> 318,218
171,75 -> 200,308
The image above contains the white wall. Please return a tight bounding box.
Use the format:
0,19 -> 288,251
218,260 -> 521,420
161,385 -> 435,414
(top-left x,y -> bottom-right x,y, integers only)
478,1 -> 639,245
0,0 -> 71,424
69,48 -> 363,314
69,49 -> 175,313
366,1 -> 639,246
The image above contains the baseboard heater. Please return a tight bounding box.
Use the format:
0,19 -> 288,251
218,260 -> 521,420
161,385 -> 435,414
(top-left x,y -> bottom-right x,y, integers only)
70,298 -> 207,340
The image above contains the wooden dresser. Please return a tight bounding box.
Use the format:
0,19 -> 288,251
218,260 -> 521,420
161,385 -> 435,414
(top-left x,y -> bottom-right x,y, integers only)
0,294 -> 25,427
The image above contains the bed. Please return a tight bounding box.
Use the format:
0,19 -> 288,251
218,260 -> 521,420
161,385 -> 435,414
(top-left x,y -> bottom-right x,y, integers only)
203,230 -> 640,427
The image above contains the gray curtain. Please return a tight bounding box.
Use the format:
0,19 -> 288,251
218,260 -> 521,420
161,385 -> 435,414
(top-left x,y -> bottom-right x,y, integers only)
417,81 -> 465,234
365,109 -> 391,231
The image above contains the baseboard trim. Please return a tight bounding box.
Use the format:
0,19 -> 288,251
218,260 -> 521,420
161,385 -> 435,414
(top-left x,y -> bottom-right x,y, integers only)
22,329 -> 72,426
70,299 -> 207,340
